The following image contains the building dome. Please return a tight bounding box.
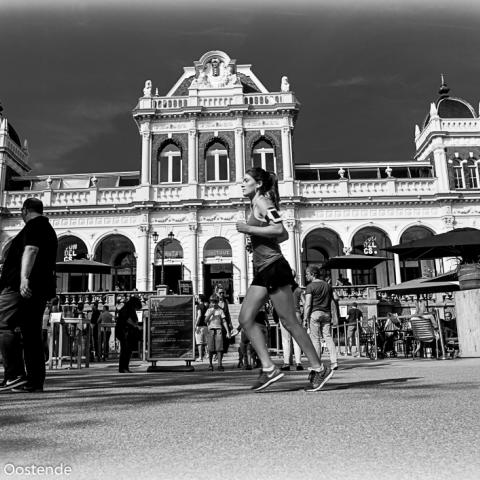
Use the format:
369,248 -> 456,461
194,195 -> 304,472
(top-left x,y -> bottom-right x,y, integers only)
422,77 -> 476,128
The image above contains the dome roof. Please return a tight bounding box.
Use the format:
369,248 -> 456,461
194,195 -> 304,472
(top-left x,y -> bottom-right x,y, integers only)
436,96 -> 475,119
422,77 -> 477,128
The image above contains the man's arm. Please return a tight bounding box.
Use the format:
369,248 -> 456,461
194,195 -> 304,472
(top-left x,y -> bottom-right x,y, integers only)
20,245 -> 39,298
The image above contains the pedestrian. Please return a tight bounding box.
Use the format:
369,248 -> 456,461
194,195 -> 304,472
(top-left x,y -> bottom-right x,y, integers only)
216,287 -> 232,332
98,305 -> 113,360
0,197 -> 58,393
115,296 -> 142,373
279,271 -> 304,371
195,294 -> 208,361
205,294 -> 230,371
346,302 -> 363,356
303,265 -> 338,371
235,167 -> 331,392
89,302 -> 101,361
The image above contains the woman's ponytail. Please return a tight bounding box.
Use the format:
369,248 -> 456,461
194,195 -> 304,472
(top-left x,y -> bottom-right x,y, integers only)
245,167 -> 281,210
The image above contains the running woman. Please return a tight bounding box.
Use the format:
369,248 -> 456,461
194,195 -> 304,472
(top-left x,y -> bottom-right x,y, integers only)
236,167 -> 333,392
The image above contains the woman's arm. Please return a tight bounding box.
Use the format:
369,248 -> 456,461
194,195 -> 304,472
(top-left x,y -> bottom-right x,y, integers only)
236,197 -> 288,241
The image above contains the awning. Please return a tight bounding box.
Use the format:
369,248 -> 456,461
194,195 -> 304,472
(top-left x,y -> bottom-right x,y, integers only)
378,276 -> 459,295
386,227 -> 480,262
56,259 -> 112,274
322,254 -> 388,270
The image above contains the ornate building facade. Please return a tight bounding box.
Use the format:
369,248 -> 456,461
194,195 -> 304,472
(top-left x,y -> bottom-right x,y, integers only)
1,52 -> 480,301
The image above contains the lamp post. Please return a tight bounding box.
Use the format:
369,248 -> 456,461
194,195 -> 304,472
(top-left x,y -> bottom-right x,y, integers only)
152,231 -> 175,287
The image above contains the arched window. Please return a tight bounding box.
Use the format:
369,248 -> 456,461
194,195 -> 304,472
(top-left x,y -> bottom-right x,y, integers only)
206,141 -> 229,182
351,227 -> 394,287
252,139 -> 276,173
204,237 -> 232,258
465,157 -> 479,189
452,158 -> 465,189
399,227 -> 436,281
158,143 -> 182,183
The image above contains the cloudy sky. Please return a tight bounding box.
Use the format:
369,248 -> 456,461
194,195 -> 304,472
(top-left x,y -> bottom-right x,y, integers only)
1,0 -> 480,175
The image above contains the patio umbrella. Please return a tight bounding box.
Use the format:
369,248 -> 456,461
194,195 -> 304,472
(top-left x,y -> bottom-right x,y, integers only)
378,276 -> 460,295
386,227 -> 480,262
322,254 -> 388,270
56,259 -> 112,274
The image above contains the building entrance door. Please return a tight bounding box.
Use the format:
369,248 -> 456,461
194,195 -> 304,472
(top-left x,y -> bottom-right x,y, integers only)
203,263 -> 233,302
154,264 -> 183,293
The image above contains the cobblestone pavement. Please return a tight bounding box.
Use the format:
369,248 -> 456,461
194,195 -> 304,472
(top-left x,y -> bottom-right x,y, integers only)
1,356 -> 479,480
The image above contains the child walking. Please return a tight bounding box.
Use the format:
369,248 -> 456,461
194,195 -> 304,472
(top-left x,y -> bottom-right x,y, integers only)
205,294 -> 230,371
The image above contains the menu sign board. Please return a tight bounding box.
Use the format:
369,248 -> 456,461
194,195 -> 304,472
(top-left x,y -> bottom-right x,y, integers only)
178,280 -> 193,295
147,295 -> 195,361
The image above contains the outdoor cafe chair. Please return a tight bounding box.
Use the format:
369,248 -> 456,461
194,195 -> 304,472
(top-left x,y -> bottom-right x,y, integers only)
410,314 -> 439,359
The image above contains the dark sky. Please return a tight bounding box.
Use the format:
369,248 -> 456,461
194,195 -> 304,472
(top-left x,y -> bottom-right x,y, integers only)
1,0 -> 480,175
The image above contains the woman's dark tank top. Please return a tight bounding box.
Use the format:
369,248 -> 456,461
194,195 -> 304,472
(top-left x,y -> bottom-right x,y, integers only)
247,206 -> 282,272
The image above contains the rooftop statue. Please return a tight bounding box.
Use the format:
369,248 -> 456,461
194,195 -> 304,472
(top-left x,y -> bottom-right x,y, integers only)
281,76 -> 290,92
143,80 -> 152,97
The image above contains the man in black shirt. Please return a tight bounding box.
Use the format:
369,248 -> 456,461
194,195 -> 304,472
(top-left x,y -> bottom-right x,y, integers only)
0,198 -> 58,393
346,302 -> 363,356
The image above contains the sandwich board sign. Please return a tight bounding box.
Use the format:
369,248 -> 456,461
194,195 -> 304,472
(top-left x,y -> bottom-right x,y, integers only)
147,295 -> 195,362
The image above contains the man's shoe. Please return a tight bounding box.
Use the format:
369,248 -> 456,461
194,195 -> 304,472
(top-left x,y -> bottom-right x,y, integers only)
245,364 -> 252,370
12,384 -> 44,393
296,364 -> 304,371
217,365 -> 224,371
251,367 -> 284,392
280,364 -> 290,371
331,362 -> 338,371
0,376 -> 28,392
118,369 -> 132,373
305,367 -> 334,392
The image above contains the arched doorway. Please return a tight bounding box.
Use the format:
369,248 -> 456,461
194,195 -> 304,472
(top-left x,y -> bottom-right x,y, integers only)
301,228 -> 344,285
351,227 -> 394,287
94,235 -> 136,291
154,238 -> 183,293
399,226 -> 436,281
203,237 -> 233,302
57,235 -> 89,291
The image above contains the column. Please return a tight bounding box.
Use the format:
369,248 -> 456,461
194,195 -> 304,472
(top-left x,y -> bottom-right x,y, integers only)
141,132 -> 151,185
188,130 -> 197,184
136,226 -> 150,291
394,254 -> 402,284
189,224 -> 198,295
281,127 -> 293,180
285,220 -> 297,273
432,144 -> 450,193
234,128 -> 244,183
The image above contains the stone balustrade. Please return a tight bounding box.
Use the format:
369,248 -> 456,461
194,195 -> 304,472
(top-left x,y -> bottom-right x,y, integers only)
136,92 -> 296,111
98,188 -> 136,204
296,178 -> 438,198
199,183 -> 232,200
51,190 -> 91,206
3,190 -> 46,209
154,185 -> 183,202
2,177 -> 442,210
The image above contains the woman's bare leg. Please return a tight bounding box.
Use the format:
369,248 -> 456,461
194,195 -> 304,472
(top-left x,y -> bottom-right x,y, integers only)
270,285 -> 322,371
238,285 -> 273,369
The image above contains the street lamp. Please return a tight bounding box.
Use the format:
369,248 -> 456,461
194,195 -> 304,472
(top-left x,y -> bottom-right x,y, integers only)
153,231 -> 175,286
